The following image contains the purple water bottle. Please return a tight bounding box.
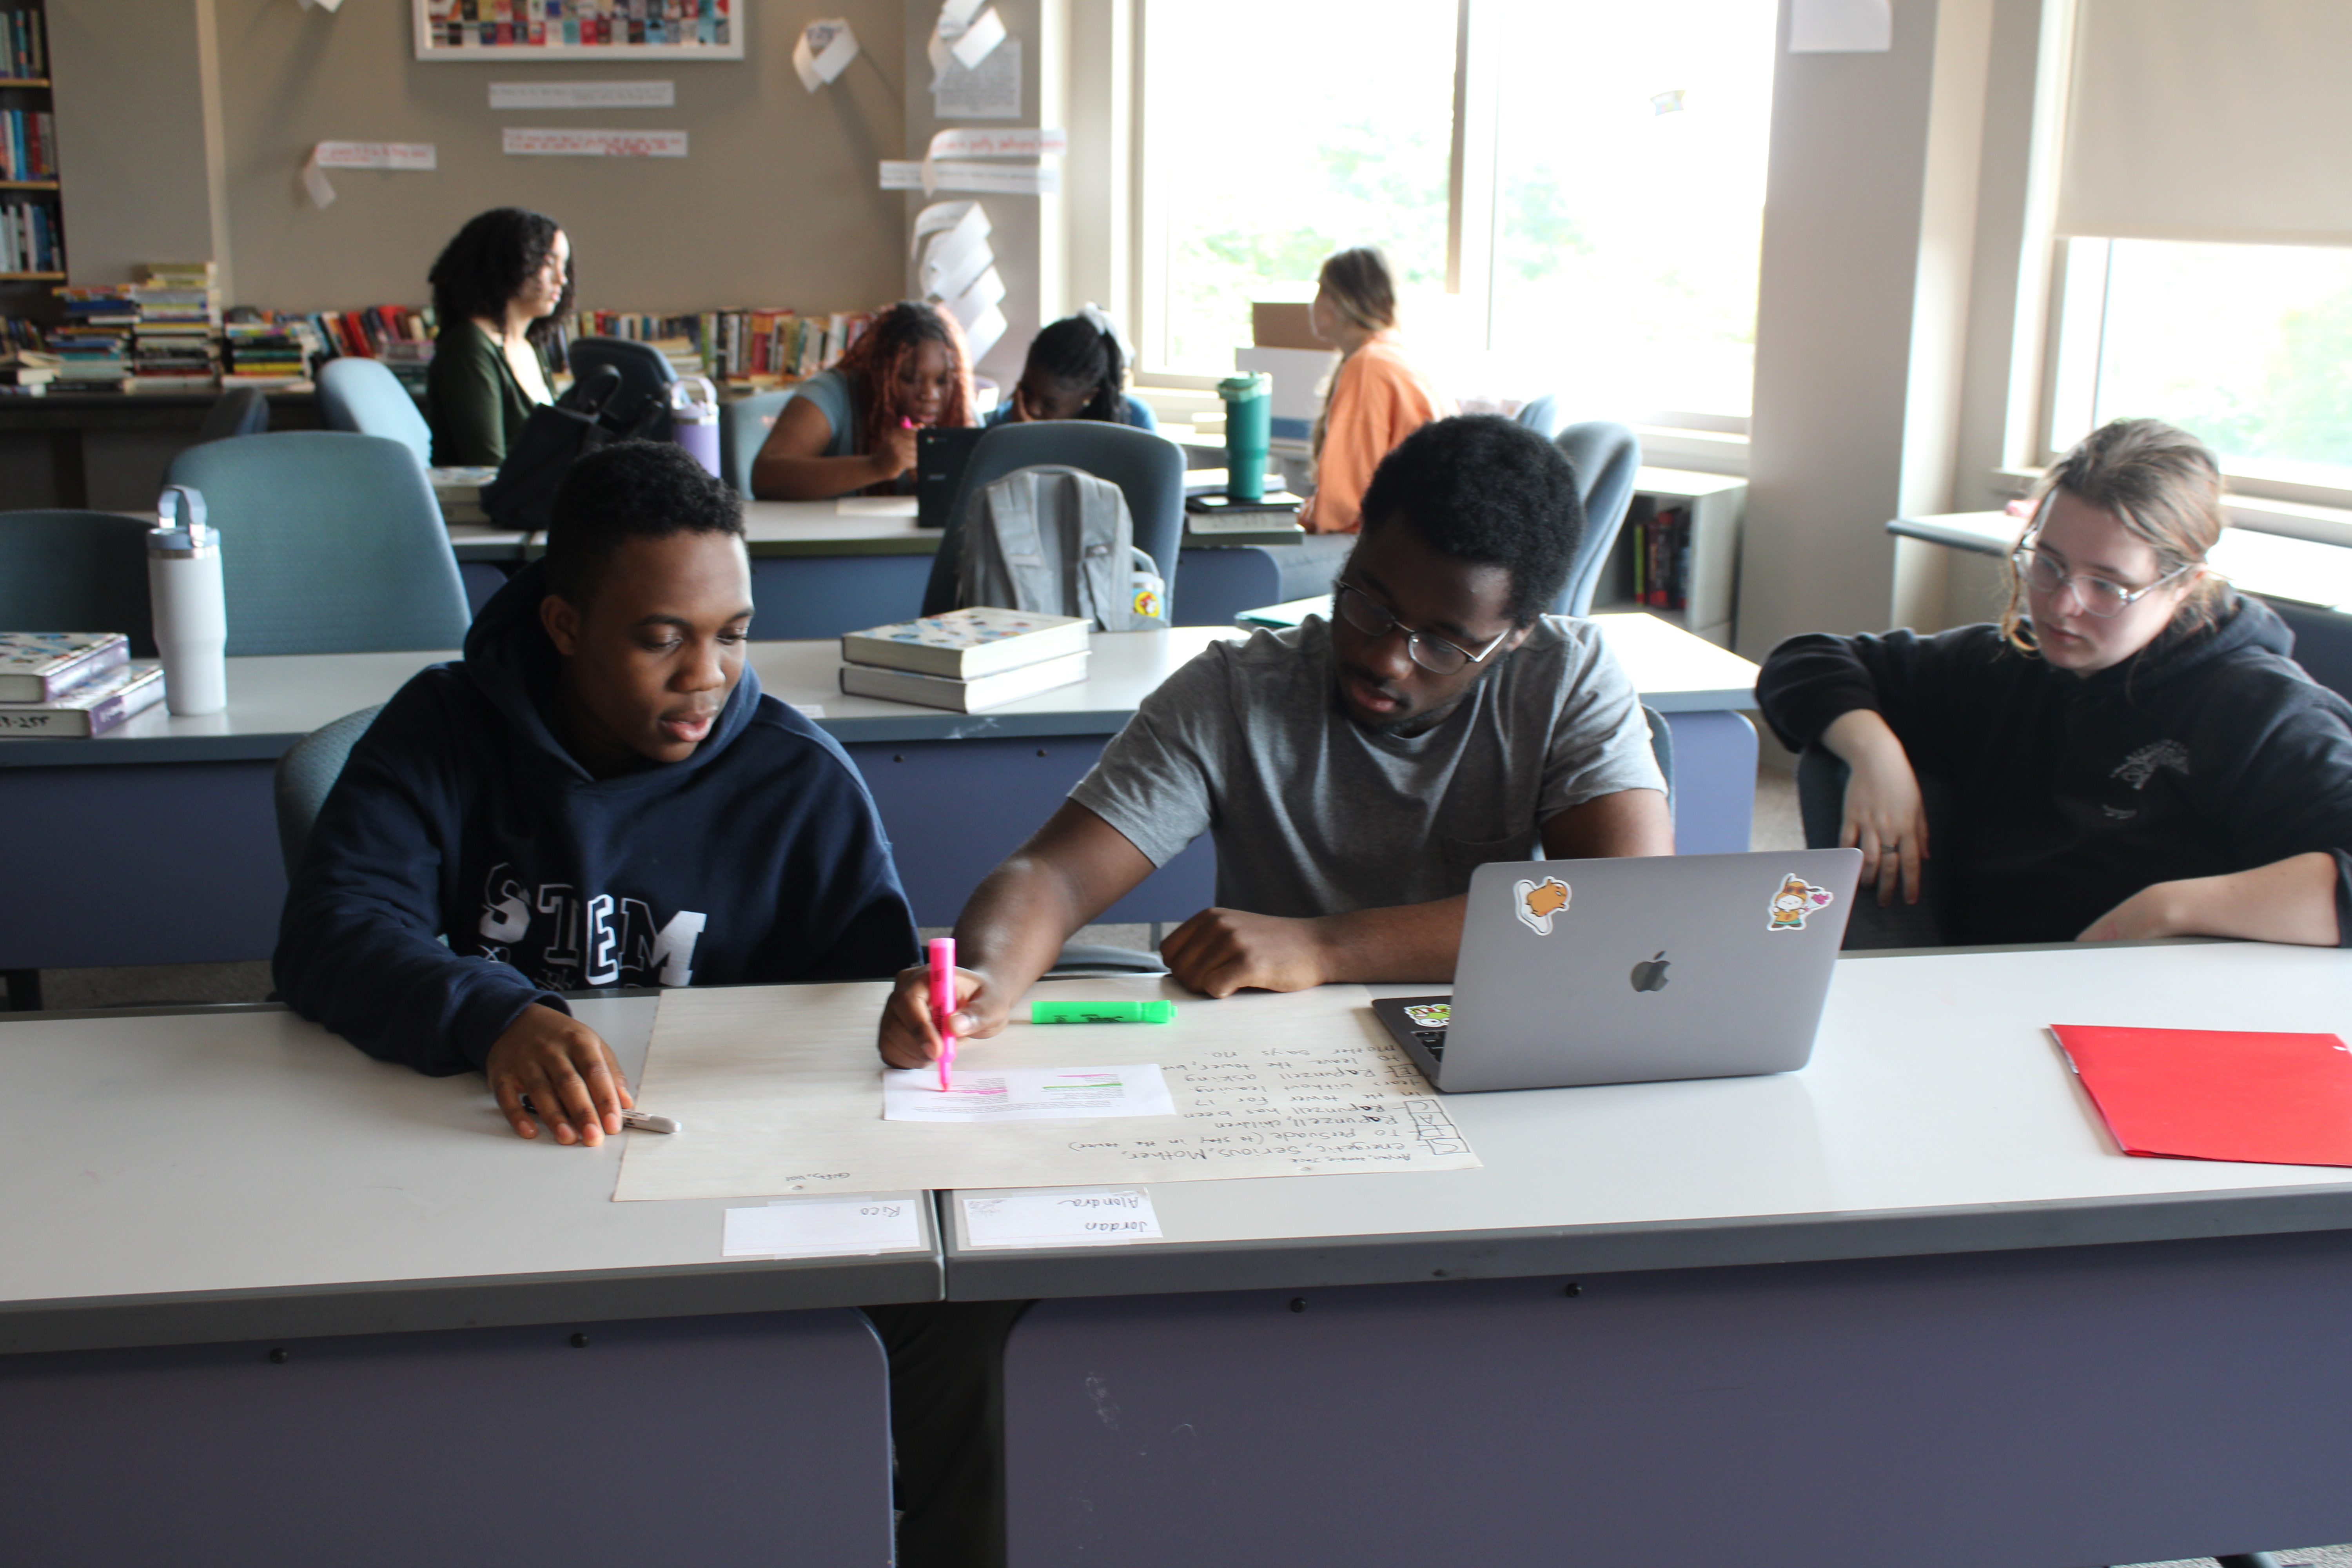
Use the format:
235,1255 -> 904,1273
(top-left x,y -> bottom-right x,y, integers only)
670,374 -> 721,478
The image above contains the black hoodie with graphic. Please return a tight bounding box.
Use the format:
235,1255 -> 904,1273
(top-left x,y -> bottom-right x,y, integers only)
1756,592 -> 2352,945
274,561 -> 918,1075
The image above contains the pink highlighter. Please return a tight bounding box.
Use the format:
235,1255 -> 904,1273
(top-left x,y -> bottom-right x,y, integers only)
927,936 -> 958,1090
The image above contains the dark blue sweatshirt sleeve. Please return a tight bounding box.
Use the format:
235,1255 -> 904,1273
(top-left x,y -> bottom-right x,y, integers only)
772,723 -> 920,981
272,677 -> 566,1076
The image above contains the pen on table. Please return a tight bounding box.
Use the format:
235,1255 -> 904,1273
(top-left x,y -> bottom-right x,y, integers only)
519,1095 -> 681,1134
928,935 -> 959,1091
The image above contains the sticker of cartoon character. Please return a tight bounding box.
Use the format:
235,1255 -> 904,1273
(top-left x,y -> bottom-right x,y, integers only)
1768,873 -> 1835,932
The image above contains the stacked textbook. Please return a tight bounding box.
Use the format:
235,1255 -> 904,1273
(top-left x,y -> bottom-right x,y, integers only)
838,608 -> 1091,712
0,633 -> 165,736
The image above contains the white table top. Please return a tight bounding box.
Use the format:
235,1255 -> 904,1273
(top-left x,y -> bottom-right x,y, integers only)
445,499 -> 940,561
0,996 -> 939,1353
0,616 -> 1756,765
945,941 -> 2352,1298
1891,510 -> 2352,613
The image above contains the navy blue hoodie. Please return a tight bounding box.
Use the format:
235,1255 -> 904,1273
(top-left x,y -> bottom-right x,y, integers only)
1757,593 -> 2352,945
274,560 -> 918,1075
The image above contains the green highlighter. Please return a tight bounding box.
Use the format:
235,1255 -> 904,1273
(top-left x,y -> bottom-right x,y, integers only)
1030,1000 -> 1177,1025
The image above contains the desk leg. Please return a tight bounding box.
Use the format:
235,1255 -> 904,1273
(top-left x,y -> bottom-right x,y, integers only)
0,759 -> 285,969
1000,1231 -> 2352,1567
0,1309 -> 892,1567
1661,708 -> 1757,854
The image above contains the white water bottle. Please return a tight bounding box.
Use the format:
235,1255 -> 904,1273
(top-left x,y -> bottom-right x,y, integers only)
147,484 -> 227,716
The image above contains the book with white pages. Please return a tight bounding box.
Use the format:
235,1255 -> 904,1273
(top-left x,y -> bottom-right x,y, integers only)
0,631 -> 129,702
0,660 -> 164,736
839,650 -> 1089,713
839,606 -> 1090,679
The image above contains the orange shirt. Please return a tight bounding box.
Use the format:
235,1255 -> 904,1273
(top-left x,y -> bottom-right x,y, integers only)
1298,330 -> 1454,534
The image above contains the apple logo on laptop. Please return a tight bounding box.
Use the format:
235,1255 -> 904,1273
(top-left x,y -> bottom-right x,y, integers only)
1629,951 -> 1671,993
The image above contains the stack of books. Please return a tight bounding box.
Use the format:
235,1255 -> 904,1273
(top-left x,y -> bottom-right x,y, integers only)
379,338 -> 434,396
1,7 -> 47,78
49,286 -> 138,390
0,106 -> 56,180
550,307 -> 874,387
0,633 -> 165,736
1183,489 -> 1307,546
838,608 -> 1091,713
1627,499 -> 1692,611
0,347 -> 59,396
221,313 -> 315,387
129,263 -> 223,392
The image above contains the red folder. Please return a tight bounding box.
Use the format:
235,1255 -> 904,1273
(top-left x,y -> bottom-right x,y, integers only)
2051,1025 -> 2352,1168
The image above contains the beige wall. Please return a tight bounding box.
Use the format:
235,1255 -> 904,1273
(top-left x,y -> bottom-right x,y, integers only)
55,0 -> 912,316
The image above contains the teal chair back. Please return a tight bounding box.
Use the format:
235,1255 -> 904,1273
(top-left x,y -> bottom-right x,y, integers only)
1554,421 -> 1644,617
721,389 -> 793,497
163,432 -> 471,656
0,509 -> 157,655
316,358 -> 432,468
274,704 -> 384,874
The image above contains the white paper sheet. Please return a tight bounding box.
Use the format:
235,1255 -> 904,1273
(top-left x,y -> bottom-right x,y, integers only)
833,495 -> 920,516
947,4 -> 1005,68
793,19 -> 860,92
612,980 -> 1481,1203
503,128 -> 688,158
881,160 -> 1059,196
1788,0 -> 1891,52
721,1193 -> 925,1258
303,141 -> 436,209
885,1064 -> 1176,1123
933,36 -> 1020,118
489,81 -> 674,109
962,1189 -> 1162,1248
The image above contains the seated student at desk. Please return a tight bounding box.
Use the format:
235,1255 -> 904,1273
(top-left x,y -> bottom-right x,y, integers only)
275,440 -> 917,1143
1758,417 -> 2352,947
876,414 -> 1673,1064
982,306 -> 1157,430
749,299 -> 976,500
424,206 -> 572,467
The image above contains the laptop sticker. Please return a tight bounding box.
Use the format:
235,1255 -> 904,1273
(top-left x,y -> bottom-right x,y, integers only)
1401,1002 -> 1452,1029
1513,876 -> 1571,935
1768,873 -> 1836,932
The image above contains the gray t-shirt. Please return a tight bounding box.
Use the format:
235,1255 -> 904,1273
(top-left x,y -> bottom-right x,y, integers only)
1070,614 -> 1666,918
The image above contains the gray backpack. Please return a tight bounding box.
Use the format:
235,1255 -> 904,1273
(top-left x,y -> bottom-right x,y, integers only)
954,465 -> 1167,630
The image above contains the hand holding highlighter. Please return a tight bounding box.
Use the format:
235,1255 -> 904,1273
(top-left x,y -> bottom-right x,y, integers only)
927,936 -> 958,1090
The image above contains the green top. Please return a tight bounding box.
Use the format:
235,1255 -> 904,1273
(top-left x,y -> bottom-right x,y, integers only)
426,318 -> 542,467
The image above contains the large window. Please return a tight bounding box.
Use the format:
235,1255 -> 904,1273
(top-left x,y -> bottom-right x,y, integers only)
1138,0 -> 1779,422
2051,237 -> 2352,494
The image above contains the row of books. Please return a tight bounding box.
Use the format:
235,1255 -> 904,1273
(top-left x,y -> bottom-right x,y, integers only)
426,2 -> 733,51
0,9 -> 47,80
0,633 -> 165,737
549,308 -> 871,386
837,607 -> 1092,713
0,196 -> 59,275
1627,502 -> 1693,612
0,109 -> 57,181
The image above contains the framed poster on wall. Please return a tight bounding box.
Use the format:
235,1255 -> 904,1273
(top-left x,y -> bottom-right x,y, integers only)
416,2 -> 743,62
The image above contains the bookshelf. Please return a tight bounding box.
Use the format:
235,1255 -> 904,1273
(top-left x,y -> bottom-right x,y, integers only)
1589,468 -> 1747,650
0,1 -> 58,324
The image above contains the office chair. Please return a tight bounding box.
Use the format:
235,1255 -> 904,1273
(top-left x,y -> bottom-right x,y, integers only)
316,357 -> 432,469
163,432 -> 472,656
921,420 -> 1187,618
564,336 -> 677,439
721,389 -> 793,496
192,386 -> 270,445
1514,394 -> 1563,440
1553,421 -> 1643,617
1795,746 -> 1952,948
0,508 -> 157,655
273,703 -> 385,874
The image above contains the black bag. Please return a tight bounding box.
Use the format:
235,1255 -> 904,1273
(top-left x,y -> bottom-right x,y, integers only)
481,365 -> 667,532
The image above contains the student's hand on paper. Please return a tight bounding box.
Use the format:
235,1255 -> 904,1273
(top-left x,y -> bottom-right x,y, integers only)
486,1003 -> 635,1146
878,962 -> 998,1069
1159,908 -> 1331,998
871,420 -> 920,482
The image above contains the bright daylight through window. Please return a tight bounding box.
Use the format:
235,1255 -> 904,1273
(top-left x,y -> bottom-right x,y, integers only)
1141,0 -> 1777,422
2066,238 -> 2352,493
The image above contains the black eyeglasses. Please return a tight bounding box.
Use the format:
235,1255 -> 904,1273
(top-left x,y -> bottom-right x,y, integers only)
1330,580 -> 1514,675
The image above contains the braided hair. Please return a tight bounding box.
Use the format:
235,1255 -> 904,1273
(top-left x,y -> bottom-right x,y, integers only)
1020,309 -> 1131,422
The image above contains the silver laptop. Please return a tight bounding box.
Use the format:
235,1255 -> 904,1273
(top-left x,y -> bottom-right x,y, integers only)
1372,849 -> 1863,1093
